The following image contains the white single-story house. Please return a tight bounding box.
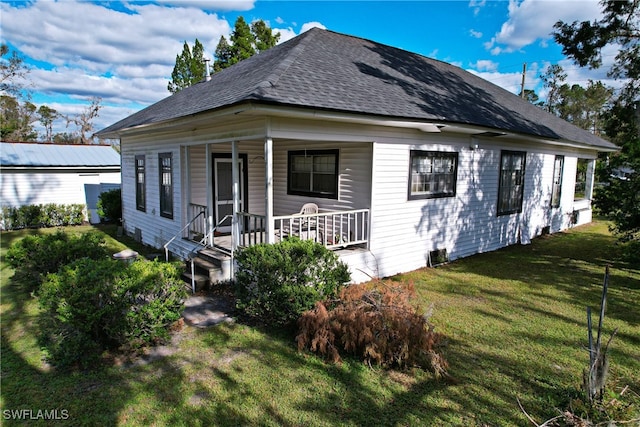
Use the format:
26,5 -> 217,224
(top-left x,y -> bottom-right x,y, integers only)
0,142 -> 121,224
96,28 -> 617,284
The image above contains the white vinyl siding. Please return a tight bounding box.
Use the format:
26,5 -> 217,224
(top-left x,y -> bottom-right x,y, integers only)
117,114 -> 598,280
273,141 -> 372,215
120,141 -> 182,250
368,140 -> 591,279
0,169 -> 121,224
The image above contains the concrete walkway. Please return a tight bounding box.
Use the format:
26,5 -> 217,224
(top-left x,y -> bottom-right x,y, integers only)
126,293 -> 234,367
181,294 -> 235,328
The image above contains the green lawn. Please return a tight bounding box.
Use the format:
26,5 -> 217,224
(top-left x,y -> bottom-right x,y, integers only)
1,222 -> 638,426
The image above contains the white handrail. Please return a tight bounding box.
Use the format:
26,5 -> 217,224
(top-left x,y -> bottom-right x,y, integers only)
164,210 -> 206,262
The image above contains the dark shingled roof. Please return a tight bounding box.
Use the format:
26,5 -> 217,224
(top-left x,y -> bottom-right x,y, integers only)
97,28 -> 616,150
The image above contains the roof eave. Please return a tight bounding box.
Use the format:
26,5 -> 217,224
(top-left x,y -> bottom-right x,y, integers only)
95,102 -> 253,139
246,103 -> 619,151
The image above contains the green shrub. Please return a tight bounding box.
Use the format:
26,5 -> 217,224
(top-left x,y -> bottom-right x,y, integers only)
97,188 -> 122,223
5,230 -> 110,292
234,237 -> 350,326
121,260 -> 187,349
38,258 -> 186,369
0,204 -> 85,230
38,258 -> 127,368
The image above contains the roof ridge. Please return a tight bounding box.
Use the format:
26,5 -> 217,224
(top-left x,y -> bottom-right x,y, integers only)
256,28 -> 319,93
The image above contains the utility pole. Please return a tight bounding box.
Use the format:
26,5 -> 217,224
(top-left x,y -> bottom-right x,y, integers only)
520,63 -> 527,98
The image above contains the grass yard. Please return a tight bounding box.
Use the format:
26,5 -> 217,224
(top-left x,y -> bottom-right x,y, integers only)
1,222 -> 639,426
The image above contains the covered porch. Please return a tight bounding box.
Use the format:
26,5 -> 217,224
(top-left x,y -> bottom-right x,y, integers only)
184,203 -> 370,256
165,134 -> 373,269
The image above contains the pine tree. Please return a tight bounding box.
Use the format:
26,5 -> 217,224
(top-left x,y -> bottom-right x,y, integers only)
213,17 -> 280,72
167,39 -> 206,94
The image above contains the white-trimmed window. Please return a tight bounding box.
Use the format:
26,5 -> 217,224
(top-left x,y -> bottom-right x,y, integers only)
408,150 -> 458,200
574,158 -> 595,201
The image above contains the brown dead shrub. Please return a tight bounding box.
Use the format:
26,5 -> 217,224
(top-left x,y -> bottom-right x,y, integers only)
296,280 -> 448,376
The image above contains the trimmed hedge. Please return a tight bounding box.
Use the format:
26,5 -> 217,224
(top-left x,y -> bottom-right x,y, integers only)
38,258 -> 186,369
97,188 -> 122,223
5,230 -> 110,292
1,204 -> 85,230
234,237 -> 351,326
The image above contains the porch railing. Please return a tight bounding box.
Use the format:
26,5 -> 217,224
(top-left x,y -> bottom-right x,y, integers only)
187,203 -> 207,240
237,209 -> 369,250
237,212 -> 268,247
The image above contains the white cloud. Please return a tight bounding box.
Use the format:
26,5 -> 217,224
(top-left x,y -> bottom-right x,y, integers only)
488,0 -> 602,53
300,22 -> 327,33
275,28 -> 300,44
275,22 -> 326,43
0,0 -> 237,130
471,60 -> 499,72
470,29 -> 483,39
467,68 -> 533,96
155,0 -> 255,11
469,0 -> 486,16
2,1 -> 231,71
275,16 -> 284,24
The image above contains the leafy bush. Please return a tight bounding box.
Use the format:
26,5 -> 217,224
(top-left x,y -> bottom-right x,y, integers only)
234,237 -> 350,326
296,280 -> 448,375
121,260 -> 187,349
38,258 -> 127,368
1,204 -> 85,230
97,188 -> 122,223
5,230 -> 110,292
38,258 -> 186,369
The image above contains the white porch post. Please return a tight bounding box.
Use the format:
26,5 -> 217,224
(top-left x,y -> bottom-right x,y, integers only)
231,141 -> 240,252
265,136 -> 274,243
206,143 -> 214,247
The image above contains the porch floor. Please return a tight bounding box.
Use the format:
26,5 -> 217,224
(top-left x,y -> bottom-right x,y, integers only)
207,231 -> 367,253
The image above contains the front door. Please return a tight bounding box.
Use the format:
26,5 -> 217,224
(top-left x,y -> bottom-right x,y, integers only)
212,154 -> 247,233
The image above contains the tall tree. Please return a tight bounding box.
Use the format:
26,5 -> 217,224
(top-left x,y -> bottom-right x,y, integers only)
0,95 -> 37,141
522,89 -> 542,106
554,0 -> 640,249
556,80 -> 613,134
167,39 -> 206,93
37,105 -> 60,143
213,36 -> 233,73
229,16 -> 256,65
251,19 -> 280,53
64,97 -> 102,144
1,43 -> 30,98
540,64 -> 567,114
213,17 -> 280,72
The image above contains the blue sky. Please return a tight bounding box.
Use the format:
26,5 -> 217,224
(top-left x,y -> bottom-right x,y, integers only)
1,0 -> 618,137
